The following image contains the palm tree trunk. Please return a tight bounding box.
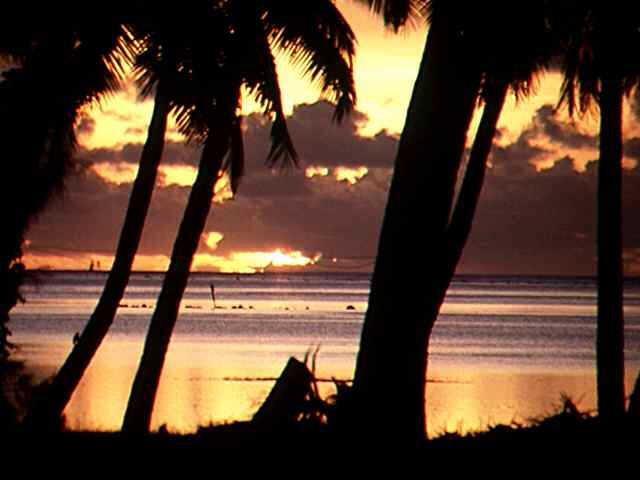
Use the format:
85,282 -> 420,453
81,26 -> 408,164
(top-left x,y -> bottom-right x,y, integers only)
596,71 -> 625,419
121,132 -> 229,433
24,84 -> 170,428
629,369 -> 640,418
445,81 -> 509,274
350,14 -> 482,443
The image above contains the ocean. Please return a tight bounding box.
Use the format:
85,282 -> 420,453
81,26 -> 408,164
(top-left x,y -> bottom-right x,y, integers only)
9,271 -> 640,435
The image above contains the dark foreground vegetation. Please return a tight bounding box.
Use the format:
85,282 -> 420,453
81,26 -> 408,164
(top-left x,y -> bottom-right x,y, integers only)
3,405 -> 638,459
3,358 -> 638,458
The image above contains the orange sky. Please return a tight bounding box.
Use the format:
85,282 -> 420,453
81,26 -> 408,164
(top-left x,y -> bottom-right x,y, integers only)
21,1 -> 640,274
25,1 -> 430,273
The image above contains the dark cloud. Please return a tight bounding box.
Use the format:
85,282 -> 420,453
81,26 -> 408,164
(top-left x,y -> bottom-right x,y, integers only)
25,101 -> 640,276
80,140 -> 202,168
624,137 -> 640,160
242,101 -> 397,171
458,106 -> 640,275
527,105 -> 595,149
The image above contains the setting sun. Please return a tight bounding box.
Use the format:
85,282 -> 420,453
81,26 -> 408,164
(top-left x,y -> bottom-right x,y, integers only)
193,248 -> 322,273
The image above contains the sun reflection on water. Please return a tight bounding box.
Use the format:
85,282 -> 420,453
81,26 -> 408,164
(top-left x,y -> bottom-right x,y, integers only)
45,338 -> 636,436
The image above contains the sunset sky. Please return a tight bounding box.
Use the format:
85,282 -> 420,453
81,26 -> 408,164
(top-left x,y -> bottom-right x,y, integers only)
22,1 -> 640,275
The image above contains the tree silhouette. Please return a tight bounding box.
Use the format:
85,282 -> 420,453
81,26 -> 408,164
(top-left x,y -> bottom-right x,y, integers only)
121,0 -> 356,433
555,1 -> 640,420
0,4 -> 134,371
348,0 -> 555,442
23,0 -> 241,430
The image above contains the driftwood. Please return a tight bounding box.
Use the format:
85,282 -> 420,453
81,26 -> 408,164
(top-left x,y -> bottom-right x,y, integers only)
252,357 -> 313,432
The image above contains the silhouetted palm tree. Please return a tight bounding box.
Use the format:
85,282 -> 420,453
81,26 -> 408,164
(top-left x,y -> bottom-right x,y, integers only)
121,0 -> 356,433
349,0 -> 555,442
555,2 -> 640,420
0,5 -> 134,365
23,1 -> 245,428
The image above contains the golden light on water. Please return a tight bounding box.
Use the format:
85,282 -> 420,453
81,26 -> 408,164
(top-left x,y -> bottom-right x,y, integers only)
58,345 -> 616,435
425,368 -> 597,435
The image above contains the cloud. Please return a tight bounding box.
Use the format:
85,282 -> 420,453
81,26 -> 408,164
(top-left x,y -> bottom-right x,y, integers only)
459,123 -> 640,275
529,105 -> 595,150
76,114 -> 95,137
203,231 -> 224,250
23,100 -> 640,276
242,101 -> 397,171
334,166 -> 369,185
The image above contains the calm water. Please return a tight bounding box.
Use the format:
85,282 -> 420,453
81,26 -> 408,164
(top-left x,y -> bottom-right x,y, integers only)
10,271 -> 640,435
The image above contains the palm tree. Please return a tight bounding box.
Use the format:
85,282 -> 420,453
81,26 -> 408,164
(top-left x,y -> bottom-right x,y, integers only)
347,0 -> 555,442
121,0 -> 356,433
23,1 -> 246,428
0,5 -> 134,368
555,2 -> 640,420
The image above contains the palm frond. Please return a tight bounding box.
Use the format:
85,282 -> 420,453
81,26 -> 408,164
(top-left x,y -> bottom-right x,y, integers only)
262,0 -> 356,122
68,24 -> 136,108
554,3 -> 640,116
474,1 -> 554,105
353,0 -> 428,30
232,8 -> 297,167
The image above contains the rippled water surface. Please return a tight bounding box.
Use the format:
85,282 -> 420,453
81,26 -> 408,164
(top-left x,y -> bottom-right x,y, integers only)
11,271 -> 640,434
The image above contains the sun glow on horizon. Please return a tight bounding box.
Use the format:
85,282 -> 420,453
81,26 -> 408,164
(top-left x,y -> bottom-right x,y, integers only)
193,249 -> 322,273
24,247 -> 322,274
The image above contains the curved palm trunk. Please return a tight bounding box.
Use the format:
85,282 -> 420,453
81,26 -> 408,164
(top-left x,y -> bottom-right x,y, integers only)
445,81 -> 509,274
24,85 -> 170,428
121,132 -> 230,433
596,71 -> 625,419
350,15 -> 483,443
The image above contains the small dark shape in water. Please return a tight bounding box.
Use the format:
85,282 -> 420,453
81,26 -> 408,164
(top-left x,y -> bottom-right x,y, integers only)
346,305 -> 356,310
119,304 -> 128,308
141,304 -> 147,308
